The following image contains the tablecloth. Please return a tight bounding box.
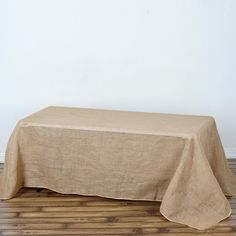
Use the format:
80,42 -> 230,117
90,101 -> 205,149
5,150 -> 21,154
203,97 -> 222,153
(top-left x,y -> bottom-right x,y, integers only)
0,106 -> 236,230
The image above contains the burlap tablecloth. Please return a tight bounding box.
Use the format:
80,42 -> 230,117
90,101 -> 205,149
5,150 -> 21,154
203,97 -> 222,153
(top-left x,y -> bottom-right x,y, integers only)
0,106 -> 236,229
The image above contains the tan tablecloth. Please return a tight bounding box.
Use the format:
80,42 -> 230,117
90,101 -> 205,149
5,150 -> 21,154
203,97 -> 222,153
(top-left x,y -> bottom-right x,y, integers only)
0,106 -> 236,229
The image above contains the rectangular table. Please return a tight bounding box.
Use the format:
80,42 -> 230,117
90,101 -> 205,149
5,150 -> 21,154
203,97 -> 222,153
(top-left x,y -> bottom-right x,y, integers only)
0,106 -> 236,230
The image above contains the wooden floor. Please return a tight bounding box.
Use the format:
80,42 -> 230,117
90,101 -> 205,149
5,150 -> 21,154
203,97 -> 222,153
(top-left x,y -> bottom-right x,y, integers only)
0,161 -> 236,236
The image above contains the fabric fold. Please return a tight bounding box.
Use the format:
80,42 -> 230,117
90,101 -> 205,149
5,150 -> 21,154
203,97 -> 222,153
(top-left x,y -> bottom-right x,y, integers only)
0,124 -> 24,199
160,136 -> 231,230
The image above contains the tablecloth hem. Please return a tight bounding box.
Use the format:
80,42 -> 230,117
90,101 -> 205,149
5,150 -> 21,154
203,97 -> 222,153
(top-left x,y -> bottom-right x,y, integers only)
5,184 -> 163,202
160,206 -> 232,230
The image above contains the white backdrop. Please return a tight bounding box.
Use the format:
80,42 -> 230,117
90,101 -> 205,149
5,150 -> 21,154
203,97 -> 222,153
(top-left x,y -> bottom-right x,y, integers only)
0,0 -> 236,160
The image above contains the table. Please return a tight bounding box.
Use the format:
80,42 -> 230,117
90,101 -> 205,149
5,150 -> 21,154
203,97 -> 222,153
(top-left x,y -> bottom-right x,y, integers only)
0,106 -> 236,230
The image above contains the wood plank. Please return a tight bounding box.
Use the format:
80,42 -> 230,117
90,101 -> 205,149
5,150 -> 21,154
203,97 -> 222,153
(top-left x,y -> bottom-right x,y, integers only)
0,216 -> 167,224
41,205 -> 160,212
1,227 -> 236,235
19,210 -> 161,218
0,201 -> 159,208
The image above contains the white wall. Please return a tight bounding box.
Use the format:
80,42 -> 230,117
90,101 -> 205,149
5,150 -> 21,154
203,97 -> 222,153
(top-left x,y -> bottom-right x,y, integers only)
0,0 -> 236,159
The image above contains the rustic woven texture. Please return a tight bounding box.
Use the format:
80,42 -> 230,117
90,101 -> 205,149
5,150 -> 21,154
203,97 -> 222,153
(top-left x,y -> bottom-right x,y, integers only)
0,106 -> 236,230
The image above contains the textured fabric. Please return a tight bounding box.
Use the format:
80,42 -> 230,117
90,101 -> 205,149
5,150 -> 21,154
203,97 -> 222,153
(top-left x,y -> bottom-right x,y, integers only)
0,106 -> 236,229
